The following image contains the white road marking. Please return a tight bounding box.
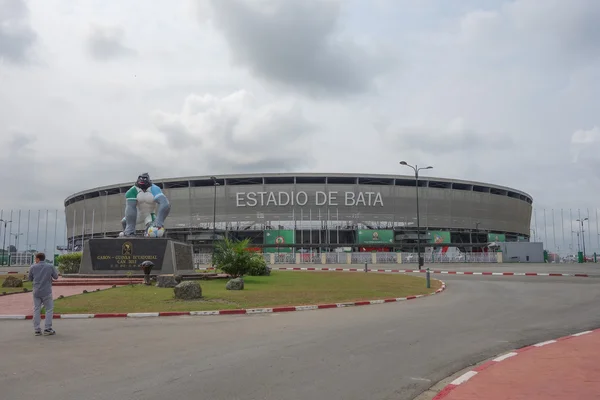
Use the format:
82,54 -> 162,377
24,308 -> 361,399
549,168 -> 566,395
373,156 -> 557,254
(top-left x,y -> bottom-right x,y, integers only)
533,340 -> 557,347
450,370 -> 478,385
493,352 -> 518,362
572,331 -> 593,337
127,312 -> 160,318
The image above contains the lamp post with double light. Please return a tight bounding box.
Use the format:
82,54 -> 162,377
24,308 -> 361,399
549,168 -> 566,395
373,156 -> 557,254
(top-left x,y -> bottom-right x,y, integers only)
399,161 -> 433,269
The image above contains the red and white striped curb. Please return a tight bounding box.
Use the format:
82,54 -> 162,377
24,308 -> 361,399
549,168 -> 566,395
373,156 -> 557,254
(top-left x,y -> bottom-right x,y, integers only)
196,266 -> 591,278
0,281 -> 445,321
432,328 -> 600,399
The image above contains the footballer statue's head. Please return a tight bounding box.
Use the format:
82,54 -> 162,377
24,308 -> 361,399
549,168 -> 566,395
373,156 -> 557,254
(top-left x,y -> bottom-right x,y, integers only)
136,173 -> 152,191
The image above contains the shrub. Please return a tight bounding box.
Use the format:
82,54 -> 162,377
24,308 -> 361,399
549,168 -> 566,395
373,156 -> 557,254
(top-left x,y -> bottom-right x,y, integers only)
247,256 -> 270,276
57,252 -> 82,274
213,238 -> 267,278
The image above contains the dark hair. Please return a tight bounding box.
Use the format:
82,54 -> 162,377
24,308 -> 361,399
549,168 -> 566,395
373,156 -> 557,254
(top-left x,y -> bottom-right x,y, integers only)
35,252 -> 46,261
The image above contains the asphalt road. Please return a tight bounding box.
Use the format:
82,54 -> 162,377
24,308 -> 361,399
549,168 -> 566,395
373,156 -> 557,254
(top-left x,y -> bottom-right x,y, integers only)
274,262 -> 600,275
1,274 -> 599,400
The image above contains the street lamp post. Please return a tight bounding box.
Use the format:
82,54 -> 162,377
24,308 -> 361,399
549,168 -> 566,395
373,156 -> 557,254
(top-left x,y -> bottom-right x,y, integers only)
399,161 -> 433,269
210,176 -> 220,268
0,219 -> 12,266
577,218 -> 589,261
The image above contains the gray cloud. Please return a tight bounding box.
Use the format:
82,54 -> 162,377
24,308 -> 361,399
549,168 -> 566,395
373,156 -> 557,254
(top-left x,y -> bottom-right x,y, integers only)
206,0 -> 391,97
151,111 -> 202,150
0,0 -> 37,64
8,131 -> 36,153
381,118 -> 513,154
508,0 -> 600,62
86,24 -> 135,61
146,90 -> 316,172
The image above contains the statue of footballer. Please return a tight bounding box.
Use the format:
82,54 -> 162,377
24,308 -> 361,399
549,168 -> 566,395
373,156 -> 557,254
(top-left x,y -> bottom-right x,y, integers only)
119,173 -> 171,238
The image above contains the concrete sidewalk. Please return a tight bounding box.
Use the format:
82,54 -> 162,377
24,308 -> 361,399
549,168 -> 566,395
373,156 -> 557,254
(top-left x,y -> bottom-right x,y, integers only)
0,285 -> 113,315
436,329 -> 600,399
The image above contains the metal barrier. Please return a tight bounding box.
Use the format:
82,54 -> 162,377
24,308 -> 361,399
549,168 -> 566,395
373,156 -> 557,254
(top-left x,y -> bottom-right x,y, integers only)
350,252 -> 371,264
192,251 -> 499,267
274,253 -> 296,264
402,252 -> 497,264
325,253 -> 347,264
299,253 -> 322,264
376,252 -> 397,264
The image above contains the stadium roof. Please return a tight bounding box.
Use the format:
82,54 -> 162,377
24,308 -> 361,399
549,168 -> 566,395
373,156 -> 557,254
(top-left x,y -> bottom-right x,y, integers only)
65,172 -> 533,205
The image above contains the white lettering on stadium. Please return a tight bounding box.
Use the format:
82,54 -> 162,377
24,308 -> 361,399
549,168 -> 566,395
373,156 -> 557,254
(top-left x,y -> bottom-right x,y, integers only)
235,191 -> 383,207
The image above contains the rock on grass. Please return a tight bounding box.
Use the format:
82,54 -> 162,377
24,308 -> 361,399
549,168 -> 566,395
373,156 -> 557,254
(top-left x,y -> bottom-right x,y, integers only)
2,276 -> 23,288
174,281 -> 202,300
226,278 -> 244,291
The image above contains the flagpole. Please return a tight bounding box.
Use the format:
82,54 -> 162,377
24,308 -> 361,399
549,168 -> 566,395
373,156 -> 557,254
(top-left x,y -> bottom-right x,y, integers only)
578,209 -> 582,255
561,209 -> 565,256
44,210 -> 49,254
596,208 -> 599,253
534,209 -> 538,241
8,210 -> 13,248
52,209 -> 58,260
552,209 -> 556,251
543,209 -> 548,248
587,208 -> 591,257
36,210 -> 40,252
570,209 -> 574,253
7,210 -> 13,265
26,210 -> 30,253
16,210 -> 21,252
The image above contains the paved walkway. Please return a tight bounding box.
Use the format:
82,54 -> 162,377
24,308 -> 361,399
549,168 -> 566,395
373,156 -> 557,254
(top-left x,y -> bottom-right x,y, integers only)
438,329 -> 600,399
0,285 -> 113,315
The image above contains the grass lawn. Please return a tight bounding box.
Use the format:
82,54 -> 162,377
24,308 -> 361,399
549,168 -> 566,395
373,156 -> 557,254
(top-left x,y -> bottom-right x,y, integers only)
53,271 -> 442,313
0,275 -> 32,294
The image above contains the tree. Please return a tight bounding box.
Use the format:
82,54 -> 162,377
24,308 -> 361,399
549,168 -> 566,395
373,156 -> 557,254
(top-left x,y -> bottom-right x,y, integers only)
212,238 -> 269,278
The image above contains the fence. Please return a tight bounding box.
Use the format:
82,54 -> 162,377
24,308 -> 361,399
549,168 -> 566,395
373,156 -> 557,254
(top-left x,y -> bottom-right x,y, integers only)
193,251 -> 499,268
0,252 -> 35,267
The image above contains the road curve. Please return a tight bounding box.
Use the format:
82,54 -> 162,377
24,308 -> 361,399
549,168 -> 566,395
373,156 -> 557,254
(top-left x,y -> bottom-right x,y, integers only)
1,274 -> 599,400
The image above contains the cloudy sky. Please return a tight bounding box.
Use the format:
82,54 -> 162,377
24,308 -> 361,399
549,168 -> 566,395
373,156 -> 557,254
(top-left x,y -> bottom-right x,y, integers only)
1,0 -> 600,251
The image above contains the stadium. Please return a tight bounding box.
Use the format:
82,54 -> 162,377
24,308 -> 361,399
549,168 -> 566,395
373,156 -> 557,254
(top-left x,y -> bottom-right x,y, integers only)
64,173 -> 533,258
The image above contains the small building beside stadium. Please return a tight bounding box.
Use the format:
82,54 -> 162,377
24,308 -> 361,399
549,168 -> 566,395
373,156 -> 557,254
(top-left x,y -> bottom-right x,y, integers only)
64,173 -> 533,253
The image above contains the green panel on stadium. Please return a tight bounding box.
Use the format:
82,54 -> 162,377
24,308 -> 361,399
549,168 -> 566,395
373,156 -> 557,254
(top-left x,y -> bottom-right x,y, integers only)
428,231 -> 451,244
488,233 -> 506,242
356,229 -> 394,244
264,229 -> 295,253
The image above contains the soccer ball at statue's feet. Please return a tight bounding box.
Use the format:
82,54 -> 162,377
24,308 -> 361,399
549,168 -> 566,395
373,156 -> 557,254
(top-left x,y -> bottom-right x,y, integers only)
146,226 -> 165,238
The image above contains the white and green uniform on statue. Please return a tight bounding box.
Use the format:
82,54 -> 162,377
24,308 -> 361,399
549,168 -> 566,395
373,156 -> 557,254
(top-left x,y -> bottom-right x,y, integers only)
126,185 -> 159,226
120,183 -> 170,236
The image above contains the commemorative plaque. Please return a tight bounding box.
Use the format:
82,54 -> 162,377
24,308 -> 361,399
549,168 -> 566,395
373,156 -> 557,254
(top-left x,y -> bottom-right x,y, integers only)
79,238 -> 194,275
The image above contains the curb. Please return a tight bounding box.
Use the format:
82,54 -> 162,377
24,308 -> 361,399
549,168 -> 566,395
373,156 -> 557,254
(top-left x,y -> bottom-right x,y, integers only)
266,267 -> 592,278
430,328 -> 600,399
0,280 -> 445,321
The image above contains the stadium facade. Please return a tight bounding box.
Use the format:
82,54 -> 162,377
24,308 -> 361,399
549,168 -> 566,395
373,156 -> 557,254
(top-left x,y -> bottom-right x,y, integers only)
64,173 -> 533,253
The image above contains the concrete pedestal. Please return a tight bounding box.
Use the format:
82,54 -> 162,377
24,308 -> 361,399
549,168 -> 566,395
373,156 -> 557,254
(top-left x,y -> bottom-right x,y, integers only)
79,238 -> 194,275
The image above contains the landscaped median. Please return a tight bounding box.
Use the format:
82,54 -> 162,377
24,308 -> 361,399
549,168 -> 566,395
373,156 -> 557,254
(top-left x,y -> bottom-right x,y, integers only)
7,272 -> 444,318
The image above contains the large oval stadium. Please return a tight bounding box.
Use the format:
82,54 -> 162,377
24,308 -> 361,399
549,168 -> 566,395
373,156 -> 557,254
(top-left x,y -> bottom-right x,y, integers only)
64,173 -> 533,254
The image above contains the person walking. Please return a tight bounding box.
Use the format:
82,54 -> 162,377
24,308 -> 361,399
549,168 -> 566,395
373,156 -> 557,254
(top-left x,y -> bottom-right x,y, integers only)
28,252 -> 58,336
